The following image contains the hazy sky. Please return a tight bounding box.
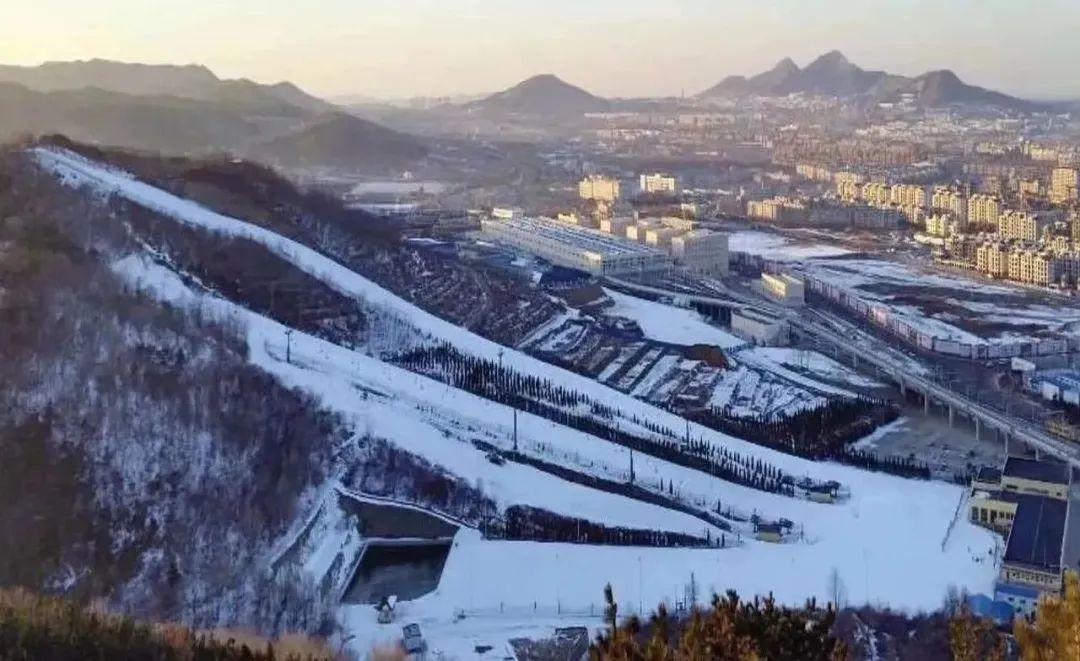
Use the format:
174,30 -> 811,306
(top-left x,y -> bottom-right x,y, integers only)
3,0 -> 1080,100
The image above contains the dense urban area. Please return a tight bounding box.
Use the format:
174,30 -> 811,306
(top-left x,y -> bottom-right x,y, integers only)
7,42 -> 1080,660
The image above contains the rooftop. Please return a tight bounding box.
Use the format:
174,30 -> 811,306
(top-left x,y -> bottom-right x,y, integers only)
1003,457 -> 1069,486
734,307 -> 784,324
487,216 -> 666,258
1003,493 -> 1067,573
976,466 -> 1002,484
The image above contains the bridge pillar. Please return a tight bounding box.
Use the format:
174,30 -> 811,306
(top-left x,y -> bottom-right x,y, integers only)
924,392 -> 930,416
948,406 -> 954,428
975,418 -> 981,441
898,375 -> 906,397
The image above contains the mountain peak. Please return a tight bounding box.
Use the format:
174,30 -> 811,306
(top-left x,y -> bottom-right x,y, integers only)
471,73 -> 609,117
806,50 -> 853,71
772,58 -> 799,74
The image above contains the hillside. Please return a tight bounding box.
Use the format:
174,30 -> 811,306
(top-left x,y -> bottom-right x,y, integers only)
0,59 -> 334,114
246,113 -> 428,172
0,83 -> 264,153
467,74 -> 610,117
699,50 -> 1036,109
10,141 -> 999,655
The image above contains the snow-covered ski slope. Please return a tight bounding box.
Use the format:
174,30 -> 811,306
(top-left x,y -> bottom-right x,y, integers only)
38,147 -> 998,651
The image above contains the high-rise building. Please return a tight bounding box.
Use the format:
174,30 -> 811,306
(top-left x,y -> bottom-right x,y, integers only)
1050,167 -> 1079,204
579,175 -> 620,202
925,214 -> 957,237
931,186 -> 968,223
998,210 -> 1049,242
890,184 -> 927,208
860,182 -> 890,207
968,194 -> 1002,227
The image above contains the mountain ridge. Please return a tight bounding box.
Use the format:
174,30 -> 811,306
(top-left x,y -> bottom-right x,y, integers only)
0,59 -> 335,115
698,51 -> 1037,109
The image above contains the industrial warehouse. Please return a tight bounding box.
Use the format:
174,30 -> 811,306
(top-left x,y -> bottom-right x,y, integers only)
480,215 -> 672,276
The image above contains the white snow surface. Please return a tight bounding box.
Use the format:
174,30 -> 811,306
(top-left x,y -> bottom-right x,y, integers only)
603,289 -> 745,348
729,231 -> 852,261
41,148 -> 999,655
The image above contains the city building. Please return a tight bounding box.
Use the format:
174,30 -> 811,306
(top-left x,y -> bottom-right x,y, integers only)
480,215 -> 670,276
1050,167 -> 1079,204
975,240 -> 1009,277
639,172 -> 678,195
998,210 -> 1050,242
730,307 -> 789,346
1019,179 -> 1043,199
660,216 -> 697,232
968,194 -> 1002,227
931,186 -> 968,223
627,220 -> 660,243
925,214 -> 958,237
969,458 -> 1070,615
860,182 -> 890,207
746,197 -> 809,225
761,272 -> 805,306
600,217 -> 635,236
795,163 -> 833,183
890,183 -> 927,209
578,175 -> 620,203
670,230 -> 729,276
644,226 -> 682,250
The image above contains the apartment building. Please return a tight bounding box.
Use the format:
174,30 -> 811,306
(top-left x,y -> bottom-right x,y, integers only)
578,175 -> 620,202
931,186 -> 967,223
1050,167 -> 1079,204
925,214 -> 958,237
795,163 -> 833,183
976,241 -> 1009,277
746,197 -> 809,225
639,172 -> 678,195
998,210 -> 1049,242
968,193 -> 1002,226
890,183 -> 927,208
860,182 -> 890,207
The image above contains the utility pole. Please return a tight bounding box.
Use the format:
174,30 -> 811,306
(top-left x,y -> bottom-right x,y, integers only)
285,328 -> 294,364
629,447 -> 635,484
513,408 -> 518,453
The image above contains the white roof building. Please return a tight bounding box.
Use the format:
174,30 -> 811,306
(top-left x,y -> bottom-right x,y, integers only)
481,216 -> 671,276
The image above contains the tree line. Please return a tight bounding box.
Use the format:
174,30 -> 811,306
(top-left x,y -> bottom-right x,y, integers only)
495,506 -> 723,549
392,344 -> 798,497
687,399 -> 931,480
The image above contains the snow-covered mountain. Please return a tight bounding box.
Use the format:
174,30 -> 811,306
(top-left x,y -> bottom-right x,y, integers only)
1,142 -> 998,655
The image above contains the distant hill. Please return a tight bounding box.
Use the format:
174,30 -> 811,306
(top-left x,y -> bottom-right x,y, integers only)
0,59 -> 334,115
246,113 -> 428,172
699,50 -> 1036,110
467,74 -> 610,117
0,82 -> 262,154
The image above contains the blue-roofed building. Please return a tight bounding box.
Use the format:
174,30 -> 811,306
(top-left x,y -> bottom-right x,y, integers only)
970,458 -> 1072,615
967,593 -> 1020,624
